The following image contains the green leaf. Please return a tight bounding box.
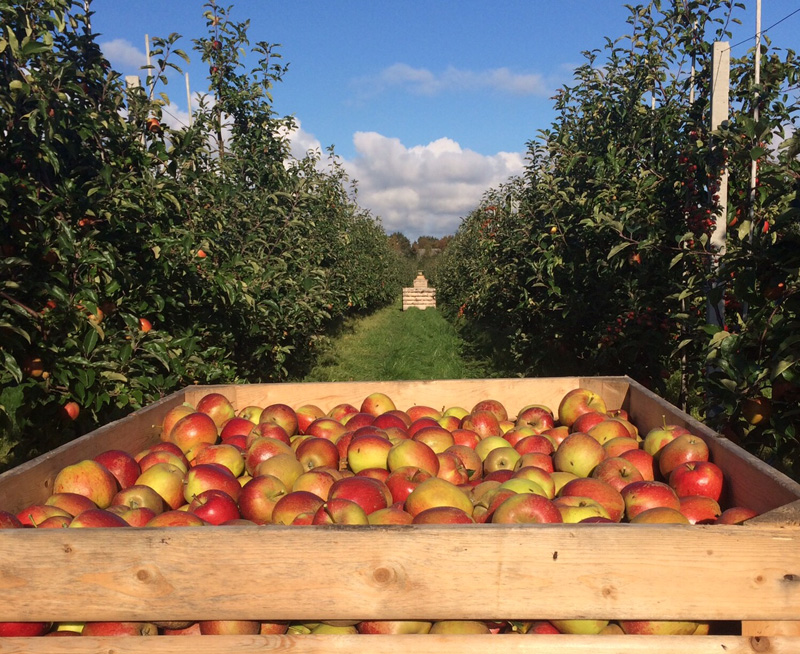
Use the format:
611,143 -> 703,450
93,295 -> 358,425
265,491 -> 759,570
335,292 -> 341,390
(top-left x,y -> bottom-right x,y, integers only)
607,241 -> 632,259
83,329 -> 98,355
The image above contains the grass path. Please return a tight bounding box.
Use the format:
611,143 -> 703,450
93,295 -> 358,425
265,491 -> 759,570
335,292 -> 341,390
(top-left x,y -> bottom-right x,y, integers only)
302,301 -> 490,382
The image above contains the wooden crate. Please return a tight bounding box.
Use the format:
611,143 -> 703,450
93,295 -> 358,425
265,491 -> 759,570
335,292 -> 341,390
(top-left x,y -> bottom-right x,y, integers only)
0,375 -> 799,653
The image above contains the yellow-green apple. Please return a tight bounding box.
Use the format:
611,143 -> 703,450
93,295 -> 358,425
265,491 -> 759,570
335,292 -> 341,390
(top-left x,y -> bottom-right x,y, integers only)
249,422 -> 291,446
111,485 -> 166,514
138,450 -> 188,474
116,506 -> 157,527
557,388 -> 607,428
412,425 -> 455,453
444,444 -> 483,481
69,508 -> 130,528
451,428 -> 480,449
146,510 -> 207,527
472,399 -> 508,422
183,463 -> 241,504
385,466 -> 434,504
603,436 -> 640,458
53,459 -> 118,509
658,434 -> 709,478
188,489 -> 240,525
220,417 -> 256,442
483,446 -> 521,474
168,412 -> 218,454
550,619 -> 609,635
571,411 -> 608,434
511,466 -> 555,498
599,622 -> 625,634
619,620 -> 701,635
621,480 -> 680,520
45,492 -> 97,517
436,451 -> 470,485
254,453 -> 304,489
553,432 -> 606,477
328,402 -> 359,422
591,456 -> 644,492
515,405 -> 555,434
516,452 -> 554,473
0,510 -> 23,528
491,493 -> 562,524
293,469 -> 338,499
357,620 -> 432,634
81,622 -> 158,636
347,433 -> 393,473
499,419 -> 515,434
199,620 -> 260,635
406,405 -> 442,422
237,405 -> 263,423
238,475 -> 288,524
196,392 -> 236,428
312,498 -> 369,525
559,477 -> 625,522
271,490 -> 325,525
93,450 -> 141,489
551,471 -> 578,494
404,478 -> 473,517
191,443 -> 245,477
474,435 -> 511,461
160,404 -> 194,442
368,505 -> 415,525
413,506 -> 474,524
587,419 -> 632,445
668,460 -> 723,500
135,462 -> 187,510
295,404 -> 325,434
37,515 -> 72,528
443,406 -> 469,420
461,410 -> 502,439
620,448 -> 655,481
387,439 -> 440,475
305,417 -> 347,443
17,504 -> 71,526
437,414 -> 461,432
361,392 -> 396,416
294,437 -> 339,472
245,437 -> 294,476
717,506 -> 758,524
642,423 -> 691,457
309,624 -> 358,634
679,495 -> 721,524
431,620 -> 490,634
553,496 -> 611,523
498,477 -> 546,496
610,416 -> 639,438
328,476 -> 391,515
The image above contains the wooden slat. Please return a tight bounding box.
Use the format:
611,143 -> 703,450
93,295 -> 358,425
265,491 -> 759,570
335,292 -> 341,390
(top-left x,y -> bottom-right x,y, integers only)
0,634 -> 797,654
1,524 -> 798,623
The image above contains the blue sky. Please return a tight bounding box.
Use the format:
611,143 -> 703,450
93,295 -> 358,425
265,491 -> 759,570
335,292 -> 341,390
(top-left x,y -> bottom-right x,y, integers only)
92,1 -> 800,239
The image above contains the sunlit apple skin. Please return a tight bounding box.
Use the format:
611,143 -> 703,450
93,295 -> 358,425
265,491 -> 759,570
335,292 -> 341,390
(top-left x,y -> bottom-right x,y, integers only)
551,619 -> 610,634
220,417 -> 257,442
117,506 -> 157,527
619,620 -> 701,635
461,410 -> 502,439
199,620 -> 261,635
430,620 -> 491,634
357,620 -> 432,634
52,459 -> 119,509
515,405 -> 555,434
238,475 -> 288,524
162,622 -> 202,636
0,622 -> 52,637
552,432 -> 606,478
630,506 -> 690,524
588,419 -> 632,445
295,404 -> 325,434
361,392 -> 396,416
407,417 -> 439,438
501,426 -> 536,448
668,460 -> 723,501
254,453 -> 304,490
168,412 -> 219,454
196,392 -> 236,428
327,402 -> 359,423
603,436 -> 640,458
620,448 -> 655,481
512,434 -> 554,456
571,411 -> 608,434
557,388 -> 607,428
146,511 -> 207,527
305,417 -> 348,443
111,485 -> 167,514
387,438 -> 440,476
559,477 -> 625,523
642,424 -> 691,457
551,471 -> 578,495
679,495 -> 721,524
245,437 -> 294,476
517,452 -> 554,473
188,489 -> 241,525
412,426 -> 455,454
81,621 -> 159,636
271,491 -> 325,525
471,398 -> 508,422
249,422 -> 291,447
93,450 -> 141,489
328,476 -> 391,515
183,463 -> 241,504
451,428 -> 480,449
45,492 -> 98,517
436,451 -> 470,485
138,450 -> 188,474
0,510 -> 23,528
444,444 -> 482,481
136,442 -> 188,465
312,498 -> 369,525
474,435 -> 511,461
491,493 -> 562,524
385,466 -> 433,504
621,480 -> 681,520
160,404 -> 194,442
17,504 -> 71,527
404,478 -> 473,518
69,508 -> 130,528
259,403 -> 299,437
552,496 -> 610,523
190,443 -> 245,477
658,434 -> 710,478
482,446 -> 521,475
436,414 -> 461,432
373,411 -> 411,432
591,456 -> 644,493
347,433 -> 393,473
413,506 -> 475,524
527,620 -> 561,634
717,506 -> 759,524
292,469 -> 338,499
135,462 -> 189,510
512,466 -> 555,498
37,515 -> 73,528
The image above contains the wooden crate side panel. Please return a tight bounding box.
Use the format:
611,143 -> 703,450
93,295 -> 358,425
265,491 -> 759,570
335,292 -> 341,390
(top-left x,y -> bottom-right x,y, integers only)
0,390 -> 188,513
1,634 -> 798,654
1,524 -> 798,623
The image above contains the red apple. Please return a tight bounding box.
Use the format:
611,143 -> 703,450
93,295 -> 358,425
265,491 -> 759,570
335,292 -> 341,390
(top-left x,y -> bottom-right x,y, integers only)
491,493 -> 562,524
357,620 -> 432,634
717,506 -> 759,524
0,510 -> 23,529
404,478 -> 473,518
196,392 -> 236,428
557,388 -> 607,428
183,463 -> 241,504
472,399 -> 508,422
621,480 -> 681,520
45,492 -> 97,517
571,411 -> 608,434
511,434 -> 554,456
238,474 -> 288,524
69,508 -> 130,528
385,466 -> 434,504
111,484 -> 167,514
559,477 -> 625,522
0,622 -> 52,637
328,476 -> 392,515
386,438 -> 440,476
461,410 -> 501,439
312,498 -> 369,525
587,419 -> 632,445
619,620 -> 702,635
620,448 -> 655,481
642,423 -> 691,457
52,459 -> 118,509
603,436 -> 640,458
94,450 -> 141,489
36,515 -> 73,528
679,495 -> 722,524
553,432 -> 606,478
248,421 -> 291,446
146,511 -> 207,527
306,417 -> 347,442
511,466 -> 555,498
160,404 -> 194,442
17,504 -> 72,527
668,460 -> 723,500
451,428 -> 481,449
259,403 -> 299,437
444,444 -> 483,481
436,451 -> 470,485
658,434 -> 709,478
517,452 -> 555,473
191,443 -> 245,477
413,506 -> 474,524
292,469 -> 338,499
168,412 -> 219,454
81,621 -> 158,636
361,392 -> 396,416
138,450 -> 188,474
199,620 -> 261,635
374,412 -> 411,431
328,403 -> 359,423
254,454 -> 304,490
296,404 -> 325,434
117,506 -> 157,527
591,456 -> 644,492
367,505 -> 415,525
515,405 -> 555,434
245,436 -> 294,476
220,416 -> 257,442
188,489 -> 240,525
271,490 -> 325,525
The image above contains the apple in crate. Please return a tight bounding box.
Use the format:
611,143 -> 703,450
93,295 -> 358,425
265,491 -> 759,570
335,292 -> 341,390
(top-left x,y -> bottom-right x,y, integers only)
717,506 -> 759,524
368,505 -> 414,525
53,459 -> 119,509
69,508 -> 130,528
413,506 -> 474,524
591,456 -> 644,492
199,620 -> 261,635
81,621 -> 158,636
195,392 -> 236,428
188,489 -> 240,525
135,463 -> 188,510
17,504 -> 72,527
312,498 -> 369,525
620,448 -> 655,481
553,432 -> 606,478
558,477 -> 625,522
461,410 -> 502,439
553,496 -> 610,523
557,388 -> 607,428
112,485 -> 167,514
0,622 -> 51,637
515,405 -> 555,433
168,412 -> 219,454
630,507 -> 690,524
348,433 -> 393,473
642,424 -> 691,457
329,476 -> 392,515
94,449 -> 141,489
430,620 -> 491,634
658,433 -> 709,478
492,493 -> 562,524
45,492 -> 97,517
271,491 -> 325,525
669,460 -> 723,501
258,403 -> 299,437
679,496 -> 721,524
245,437 -> 294,476
361,392 -> 396,416
0,510 -> 23,529
358,620 -> 432,634
387,439 -> 440,476
238,475 -> 288,524
621,480 -> 680,520
293,469 -> 338,499
296,437 -> 340,471
619,620 -> 704,635
571,411 -> 608,434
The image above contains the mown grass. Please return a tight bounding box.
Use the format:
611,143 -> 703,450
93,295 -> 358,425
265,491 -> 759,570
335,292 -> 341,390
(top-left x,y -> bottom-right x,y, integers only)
302,301 -> 491,382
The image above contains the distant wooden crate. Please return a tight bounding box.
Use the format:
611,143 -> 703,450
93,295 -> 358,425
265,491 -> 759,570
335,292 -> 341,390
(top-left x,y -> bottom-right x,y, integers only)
402,272 -> 436,310
0,376 -> 799,653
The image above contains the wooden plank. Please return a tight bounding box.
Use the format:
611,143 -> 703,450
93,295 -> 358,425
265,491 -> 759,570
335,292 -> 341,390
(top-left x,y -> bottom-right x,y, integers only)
0,634 -> 797,654
1,524 -> 798,623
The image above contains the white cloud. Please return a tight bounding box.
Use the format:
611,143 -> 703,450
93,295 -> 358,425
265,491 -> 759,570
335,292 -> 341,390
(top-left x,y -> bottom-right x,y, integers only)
100,38 -> 147,70
343,132 -> 525,238
354,63 -> 550,99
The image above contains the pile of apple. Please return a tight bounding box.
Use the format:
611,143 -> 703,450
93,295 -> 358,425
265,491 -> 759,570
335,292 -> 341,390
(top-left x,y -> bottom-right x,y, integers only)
0,387 -> 758,638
